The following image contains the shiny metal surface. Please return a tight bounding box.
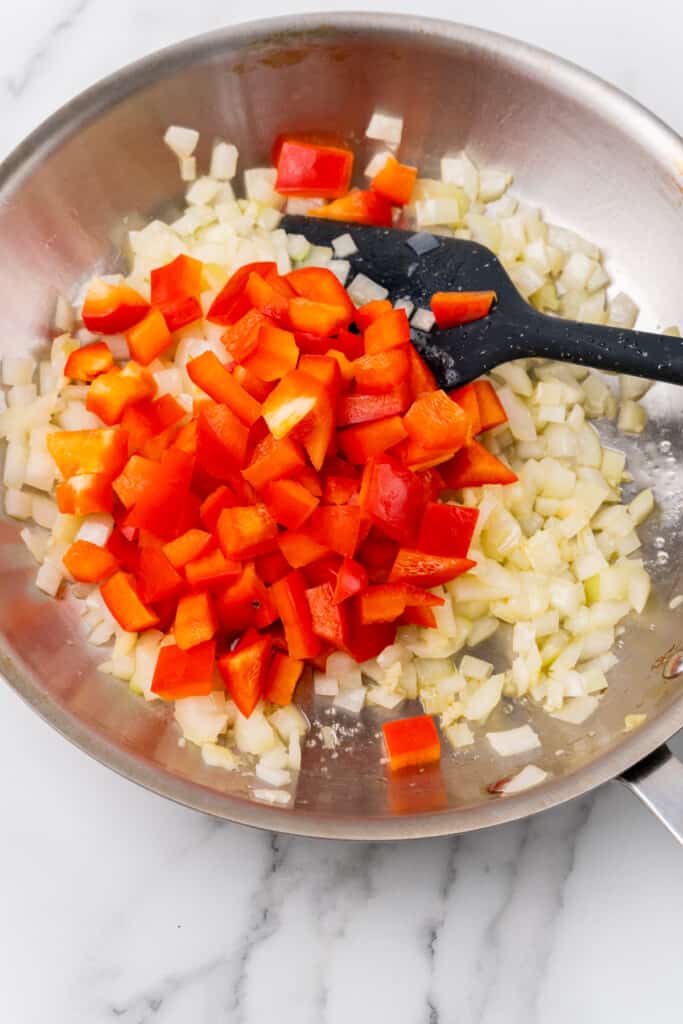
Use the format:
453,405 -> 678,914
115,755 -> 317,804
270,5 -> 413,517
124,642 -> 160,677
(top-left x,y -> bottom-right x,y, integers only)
1,14 -> 683,840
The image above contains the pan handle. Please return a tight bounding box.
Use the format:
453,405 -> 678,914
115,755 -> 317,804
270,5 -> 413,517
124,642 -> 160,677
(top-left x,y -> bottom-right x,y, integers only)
620,745 -> 683,844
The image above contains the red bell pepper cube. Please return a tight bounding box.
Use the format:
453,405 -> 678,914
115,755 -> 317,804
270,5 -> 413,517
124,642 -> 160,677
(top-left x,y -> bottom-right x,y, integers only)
187,351 -> 261,426
293,398 -> 335,472
355,299 -> 393,332
297,354 -> 342,395
174,590 -> 218,650
150,640 -> 215,700
275,139 -> 353,198
472,380 -> 508,431
407,345 -> 437,398
261,370 -> 325,439
263,479 -> 319,529
440,440 -> 518,488
382,715 -> 441,771
322,475 -> 359,506
363,308 -> 411,355
416,502 -> 479,558
310,188 -> 393,227
353,347 -> 410,394
404,389 -> 470,452
338,415 -> 408,464
101,571 -> 160,631
359,455 -> 424,545
358,583 -> 444,624
196,401 -> 249,478
120,403 -> 156,453
255,549 -> 291,584
244,272 -> 290,324
263,651 -> 304,706
62,540 -> 118,583
370,154 -> 417,206
123,449 -> 196,539
172,419 -> 199,455
288,298 -> 351,337
207,261 -> 276,325
184,548 -> 241,587
47,428 -> 129,481
106,528 -> 140,573
309,505 -> 361,558
431,290 -> 497,328
82,278 -> 149,334
448,382 -> 482,438
112,454 -> 159,509
286,267 -> 355,321
333,557 -> 368,604
263,267 -> 297,299
291,464 -> 323,497
125,308 -> 172,365
150,254 -> 204,331
314,327 -> 364,361
221,308 -> 269,363
217,504 -> 278,559
242,435 -> 305,491
218,633 -> 272,718
388,549 -> 476,587
199,485 -> 238,532
86,362 -> 157,425
243,323 -> 299,381
137,545 -> 184,604
395,438 -> 459,471
64,341 -> 113,382
233,363 -> 273,402
301,553 -> 342,588
344,615 -> 397,662
162,528 -> 213,569
215,563 -> 267,634
278,530 -> 330,568
305,582 -> 351,648
416,467 -> 447,502
56,473 -> 113,516
271,570 -> 320,659
398,605 -> 438,628
337,385 -> 411,427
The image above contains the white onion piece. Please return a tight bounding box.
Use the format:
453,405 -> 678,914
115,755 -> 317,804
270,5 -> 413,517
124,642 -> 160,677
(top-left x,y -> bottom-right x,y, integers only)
202,743 -> 238,770
366,112 -> 403,147
551,695 -> 599,724
495,764 -> 548,794
486,724 -> 541,756
333,687 -> 366,714
252,788 -> 291,805
411,308 -> 436,332
347,274 -> 389,306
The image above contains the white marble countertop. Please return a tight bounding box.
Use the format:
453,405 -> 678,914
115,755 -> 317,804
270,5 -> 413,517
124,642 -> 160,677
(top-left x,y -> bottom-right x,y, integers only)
2,2 -> 683,1021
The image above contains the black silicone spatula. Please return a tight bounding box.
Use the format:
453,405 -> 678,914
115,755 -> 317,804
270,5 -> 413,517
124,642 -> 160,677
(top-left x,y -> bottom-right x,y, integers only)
282,215 -> 683,390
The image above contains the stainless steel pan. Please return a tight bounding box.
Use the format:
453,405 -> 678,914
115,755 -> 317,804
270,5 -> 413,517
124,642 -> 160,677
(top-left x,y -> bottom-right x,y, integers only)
1,14 -> 682,841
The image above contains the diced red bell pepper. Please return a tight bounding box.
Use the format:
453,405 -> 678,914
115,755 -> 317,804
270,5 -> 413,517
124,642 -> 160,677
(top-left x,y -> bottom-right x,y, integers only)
207,261 -> 276,325
112,454 -> 159,509
344,616 -> 397,662
162,528 -> 213,569
243,323 -> 299,381
337,385 -> 411,427
263,651 -> 304,706
56,473 -> 113,515
47,428 -> 128,480
199,485 -> 238,532
241,434 -> 305,491
417,467 -> 447,502
196,401 -> 249,479
275,139 -> 353,198
86,362 -> 157,426
398,605 -> 438,628
407,345 -> 437,398
404,389 -> 470,452
304,327 -> 363,361
218,633 -> 272,718
271,570 -> 320,659
338,415 -> 408,463
263,479 -> 319,529
286,267 -> 355,320
310,188 -> 393,227
137,545 -> 184,603
261,370 -> 325,439
383,715 -> 441,771
388,549 -> 476,587
244,272 -> 290,324
293,398 -> 335,472
448,383 -> 481,438
151,640 -> 215,700
186,352 -> 261,427
63,540 -> 118,583
184,548 -> 241,587
431,290 -> 497,328
221,308 -> 269,363
255,549 -> 291,585
472,380 -> 507,431
322,475 -> 358,505
309,505 -> 361,558
288,298 -> 351,337
297,353 -> 342,395
291,464 -> 323,497
122,449 -> 196,539
215,563 -> 265,633
440,440 -> 518,488
82,278 -> 149,334
305,582 -> 351,647
106,528 -> 140,573
174,590 -> 218,650
233,363 -> 273,402
370,154 -> 417,206
217,504 -> 278,559
150,254 -> 204,332
416,502 -> 479,558
271,130 -> 351,165
64,341 -> 114,382
125,308 -> 172,365
395,438 -> 459,471
363,308 -> 411,355
358,455 -> 424,545
355,299 -> 393,332
301,553 -> 342,588
358,582 -> 444,624
333,557 -> 368,604
101,571 -> 159,631
353,348 -> 410,393
278,530 -> 330,568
